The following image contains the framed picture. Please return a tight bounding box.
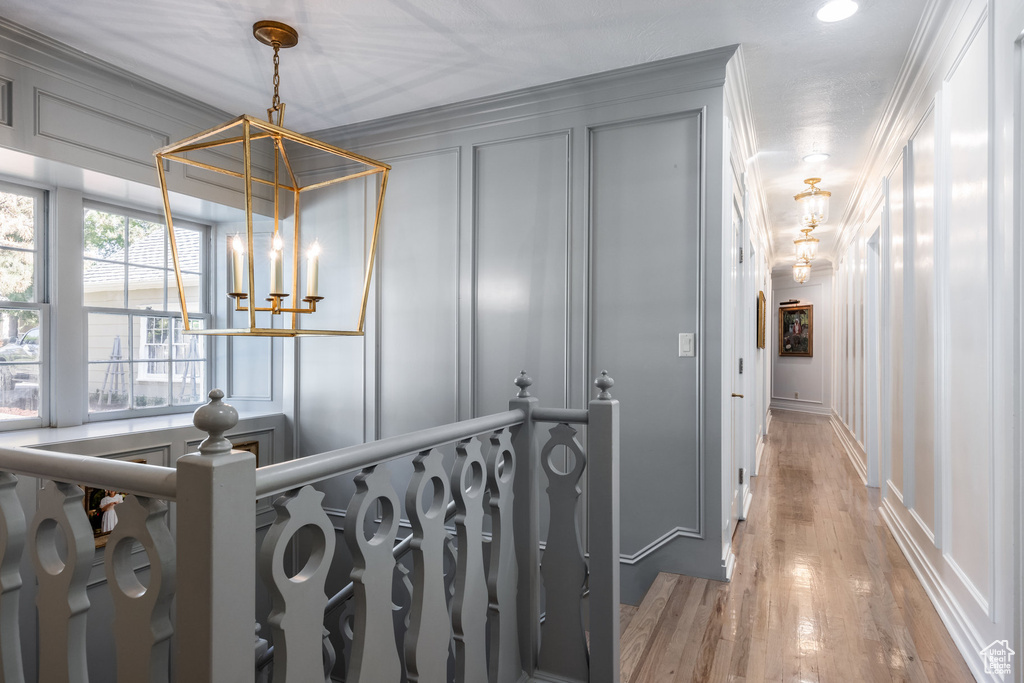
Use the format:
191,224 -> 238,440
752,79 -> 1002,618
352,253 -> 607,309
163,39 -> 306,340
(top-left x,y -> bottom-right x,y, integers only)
232,439 -> 260,460
779,304 -> 813,357
756,291 -> 766,349
82,459 -> 145,548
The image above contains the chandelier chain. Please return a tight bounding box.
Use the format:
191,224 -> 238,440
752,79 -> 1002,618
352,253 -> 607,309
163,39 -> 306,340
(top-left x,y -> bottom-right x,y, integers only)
271,43 -> 282,115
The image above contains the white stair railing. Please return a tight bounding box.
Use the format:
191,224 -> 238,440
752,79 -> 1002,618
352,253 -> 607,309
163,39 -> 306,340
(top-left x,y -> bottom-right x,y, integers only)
0,372 -> 620,683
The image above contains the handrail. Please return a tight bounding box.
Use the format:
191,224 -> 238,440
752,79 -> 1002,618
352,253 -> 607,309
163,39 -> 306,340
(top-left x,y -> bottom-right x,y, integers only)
0,445 -> 178,500
531,407 -> 589,424
254,409 -> 525,498
256,499 -> 460,671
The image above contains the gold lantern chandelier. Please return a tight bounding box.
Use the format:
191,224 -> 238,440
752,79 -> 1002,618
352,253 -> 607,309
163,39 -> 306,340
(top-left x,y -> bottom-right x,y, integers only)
155,21 -> 390,337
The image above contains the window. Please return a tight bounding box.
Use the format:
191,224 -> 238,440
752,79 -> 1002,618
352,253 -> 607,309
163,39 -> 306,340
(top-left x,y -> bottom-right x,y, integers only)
0,182 -> 46,425
84,204 -> 209,415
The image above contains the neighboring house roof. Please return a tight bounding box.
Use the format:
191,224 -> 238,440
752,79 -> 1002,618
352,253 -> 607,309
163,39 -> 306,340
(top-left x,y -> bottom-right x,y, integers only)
83,229 -> 201,285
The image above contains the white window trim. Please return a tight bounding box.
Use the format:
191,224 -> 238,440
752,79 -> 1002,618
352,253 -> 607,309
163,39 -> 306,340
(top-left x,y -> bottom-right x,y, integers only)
82,201 -> 212,421
0,180 -> 48,431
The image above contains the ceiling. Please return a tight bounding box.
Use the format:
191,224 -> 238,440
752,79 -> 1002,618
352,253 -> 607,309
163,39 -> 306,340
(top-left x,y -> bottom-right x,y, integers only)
2,0 -> 930,268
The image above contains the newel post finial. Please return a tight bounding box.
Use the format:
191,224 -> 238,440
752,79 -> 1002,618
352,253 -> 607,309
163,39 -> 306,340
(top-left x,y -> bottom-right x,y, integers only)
595,371 -> 614,400
193,389 -> 238,455
514,371 -> 533,398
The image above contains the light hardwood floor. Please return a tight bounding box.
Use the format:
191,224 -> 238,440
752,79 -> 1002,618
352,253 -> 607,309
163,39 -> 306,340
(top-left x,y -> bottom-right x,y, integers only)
619,409 -> 974,683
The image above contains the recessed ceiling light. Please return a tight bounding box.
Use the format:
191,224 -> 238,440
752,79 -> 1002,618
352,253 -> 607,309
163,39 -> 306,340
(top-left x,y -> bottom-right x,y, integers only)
816,0 -> 858,22
803,152 -> 831,162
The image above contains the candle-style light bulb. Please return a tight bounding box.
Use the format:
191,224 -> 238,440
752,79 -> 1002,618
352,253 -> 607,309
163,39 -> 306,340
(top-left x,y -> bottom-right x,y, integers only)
231,234 -> 245,294
306,240 -> 321,298
270,232 -> 284,295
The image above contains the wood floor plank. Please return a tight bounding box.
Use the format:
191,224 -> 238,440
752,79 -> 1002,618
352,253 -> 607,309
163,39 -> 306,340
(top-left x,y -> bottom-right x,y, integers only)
618,409 -> 972,683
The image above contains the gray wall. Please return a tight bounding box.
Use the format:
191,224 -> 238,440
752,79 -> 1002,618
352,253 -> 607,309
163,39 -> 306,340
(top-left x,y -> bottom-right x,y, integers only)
287,48 -> 741,599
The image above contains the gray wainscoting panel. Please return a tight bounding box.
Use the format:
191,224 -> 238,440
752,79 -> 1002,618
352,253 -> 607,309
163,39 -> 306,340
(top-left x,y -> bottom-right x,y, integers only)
377,150 -> 460,437
297,179 -> 369,460
473,132 -> 570,416
590,112 -> 703,557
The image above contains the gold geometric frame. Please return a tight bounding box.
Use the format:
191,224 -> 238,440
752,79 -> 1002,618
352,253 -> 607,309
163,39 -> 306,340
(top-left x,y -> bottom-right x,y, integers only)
756,290 -> 766,349
155,113 -> 390,337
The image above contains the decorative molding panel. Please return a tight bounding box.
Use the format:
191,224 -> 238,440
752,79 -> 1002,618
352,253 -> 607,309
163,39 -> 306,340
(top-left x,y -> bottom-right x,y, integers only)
471,130 -> 571,417
0,77 -> 10,127
618,526 -> 703,565
879,497 -> 996,682
35,89 -> 168,169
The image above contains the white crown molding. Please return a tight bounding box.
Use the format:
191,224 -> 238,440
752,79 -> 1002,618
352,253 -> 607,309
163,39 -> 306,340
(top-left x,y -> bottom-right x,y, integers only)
725,46 -> 775,266
305,45 -> 738,152
831,0 -> 981,260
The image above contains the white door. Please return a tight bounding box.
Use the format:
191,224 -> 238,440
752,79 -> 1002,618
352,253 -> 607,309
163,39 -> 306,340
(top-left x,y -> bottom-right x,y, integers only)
729,208 -> 744,535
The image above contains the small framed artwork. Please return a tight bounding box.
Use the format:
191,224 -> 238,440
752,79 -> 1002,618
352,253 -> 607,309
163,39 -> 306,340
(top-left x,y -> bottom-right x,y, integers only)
756,291 -> 766,349
779,304 -> 813,357
232,439 -> 260,460
82,459 -> 145,548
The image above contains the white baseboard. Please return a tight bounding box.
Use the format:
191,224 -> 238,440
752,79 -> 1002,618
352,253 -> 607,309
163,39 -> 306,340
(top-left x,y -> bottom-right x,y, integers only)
741,487 -> 753,520
754,434 -> 765,475
829,412 -> 867,485
765,409 -> 773,434
769,399 -> 831,415
879,497 -> 997,682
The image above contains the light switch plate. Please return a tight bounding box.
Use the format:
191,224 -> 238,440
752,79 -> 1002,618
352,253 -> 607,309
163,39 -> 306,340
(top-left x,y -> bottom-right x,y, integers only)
679,333 -> 695,357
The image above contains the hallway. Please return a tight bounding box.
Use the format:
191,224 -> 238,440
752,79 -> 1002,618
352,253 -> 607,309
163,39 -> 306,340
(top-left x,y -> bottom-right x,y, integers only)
620,410 -> 974,682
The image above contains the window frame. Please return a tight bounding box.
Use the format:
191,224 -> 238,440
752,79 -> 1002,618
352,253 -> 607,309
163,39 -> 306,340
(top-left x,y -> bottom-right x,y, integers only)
0,179 -> 49,431
83,201 -> 211,421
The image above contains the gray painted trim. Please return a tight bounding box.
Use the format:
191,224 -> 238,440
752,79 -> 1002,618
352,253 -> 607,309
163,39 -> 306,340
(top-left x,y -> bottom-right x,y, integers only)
618,526 -> 703,565
0,18 -> 230,124
0,76 -> 10,127
35,88 -> 169,169
586,108 -> 707,546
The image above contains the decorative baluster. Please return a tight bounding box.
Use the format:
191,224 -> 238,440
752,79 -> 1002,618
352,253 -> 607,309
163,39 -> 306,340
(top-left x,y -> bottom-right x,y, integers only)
344,466 -> 402,683
404,449 -> 452,682
537,424 -> 589,681
0,472 -> 25,683
255,624 -> 271,683
258,485 -> 336,683
104,495 -> 175,683
30,480 -> 94,683
450,438 -> 488,683
485,429 -> 520,683
393,556 -> 414,681
321,627 -> 336,683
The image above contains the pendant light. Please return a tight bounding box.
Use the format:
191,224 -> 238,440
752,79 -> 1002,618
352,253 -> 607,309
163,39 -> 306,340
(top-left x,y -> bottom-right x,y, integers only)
794,177 -> 831,228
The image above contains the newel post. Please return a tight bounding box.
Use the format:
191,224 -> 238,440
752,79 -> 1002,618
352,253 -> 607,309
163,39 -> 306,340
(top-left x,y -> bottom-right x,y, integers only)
588,372 -> 620,683
509,371 -> 541,675
176,389 -> 256,683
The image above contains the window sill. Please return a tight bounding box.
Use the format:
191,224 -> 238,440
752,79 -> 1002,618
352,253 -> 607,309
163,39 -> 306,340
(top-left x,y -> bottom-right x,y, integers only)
0,409 -> 285,449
